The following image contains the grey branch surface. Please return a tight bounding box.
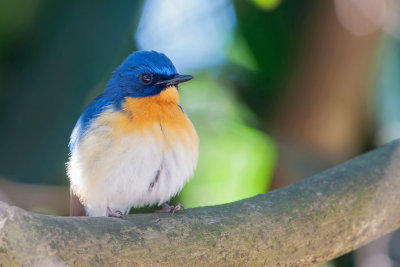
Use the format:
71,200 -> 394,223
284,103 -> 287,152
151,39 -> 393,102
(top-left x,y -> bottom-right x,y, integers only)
1,141 -> 400,266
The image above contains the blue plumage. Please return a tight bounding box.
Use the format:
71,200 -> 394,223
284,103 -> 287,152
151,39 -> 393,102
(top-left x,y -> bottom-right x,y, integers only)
69,51 -> 179,153
68,94 -> 113,151
104,51 -> 178,105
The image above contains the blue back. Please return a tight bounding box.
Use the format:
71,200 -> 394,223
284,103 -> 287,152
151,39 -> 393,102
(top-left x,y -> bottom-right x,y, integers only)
68,94 -> 113,151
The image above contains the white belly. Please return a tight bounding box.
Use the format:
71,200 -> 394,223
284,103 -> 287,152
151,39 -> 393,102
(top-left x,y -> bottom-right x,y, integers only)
67,120 -> 198,217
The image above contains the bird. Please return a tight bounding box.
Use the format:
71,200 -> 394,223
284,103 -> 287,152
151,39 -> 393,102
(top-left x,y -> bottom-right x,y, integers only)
67,51 -> 198,217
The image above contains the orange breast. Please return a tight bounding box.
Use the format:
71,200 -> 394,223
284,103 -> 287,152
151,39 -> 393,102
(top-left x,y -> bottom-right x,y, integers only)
102,86 -> 197,148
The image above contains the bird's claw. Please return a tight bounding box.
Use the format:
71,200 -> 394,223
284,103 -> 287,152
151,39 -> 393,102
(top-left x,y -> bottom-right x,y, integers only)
171,203 -> 184,214
106,207 -> 123,218
156,203 -> 184,214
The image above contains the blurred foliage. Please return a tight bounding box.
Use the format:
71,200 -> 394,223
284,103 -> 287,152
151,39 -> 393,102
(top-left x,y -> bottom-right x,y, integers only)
250,0 -> 282,11
178,1 -> 316,207
0,0 -> 144,184
179,73 -> 276,207
227,1 -> 311,119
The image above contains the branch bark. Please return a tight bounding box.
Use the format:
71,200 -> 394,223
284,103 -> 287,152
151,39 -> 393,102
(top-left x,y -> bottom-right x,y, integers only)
1,141 -> 400,266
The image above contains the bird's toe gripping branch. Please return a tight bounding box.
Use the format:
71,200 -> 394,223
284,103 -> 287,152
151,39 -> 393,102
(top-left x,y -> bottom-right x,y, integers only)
155,203 -> 184,214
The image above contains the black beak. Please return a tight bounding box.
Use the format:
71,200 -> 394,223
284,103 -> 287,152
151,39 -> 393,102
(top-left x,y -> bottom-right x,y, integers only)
156,74 -> 193,86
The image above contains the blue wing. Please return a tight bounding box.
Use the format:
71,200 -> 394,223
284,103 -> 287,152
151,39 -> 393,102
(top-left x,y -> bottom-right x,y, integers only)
69,94 -> 114,152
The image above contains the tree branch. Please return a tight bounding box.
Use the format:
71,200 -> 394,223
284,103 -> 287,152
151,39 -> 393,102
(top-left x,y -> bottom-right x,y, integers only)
1,141 -> 400,266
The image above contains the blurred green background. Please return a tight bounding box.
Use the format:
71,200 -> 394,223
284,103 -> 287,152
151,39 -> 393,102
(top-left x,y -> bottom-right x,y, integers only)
0,0 -> 399,266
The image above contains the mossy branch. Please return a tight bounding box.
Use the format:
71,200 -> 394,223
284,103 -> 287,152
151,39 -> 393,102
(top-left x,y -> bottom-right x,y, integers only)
1,141 -> 400,266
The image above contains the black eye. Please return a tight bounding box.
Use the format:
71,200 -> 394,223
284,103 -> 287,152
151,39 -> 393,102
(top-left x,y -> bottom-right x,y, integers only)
141,73 -> 152,84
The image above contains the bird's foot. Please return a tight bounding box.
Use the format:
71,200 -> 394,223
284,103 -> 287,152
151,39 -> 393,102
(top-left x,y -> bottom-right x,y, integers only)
106,207 -> 123,218
155,203 -> 184,214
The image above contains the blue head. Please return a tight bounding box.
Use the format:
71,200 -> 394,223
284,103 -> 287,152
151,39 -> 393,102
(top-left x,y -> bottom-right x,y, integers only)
104,51 -> 192,105
69,51 -> 193,151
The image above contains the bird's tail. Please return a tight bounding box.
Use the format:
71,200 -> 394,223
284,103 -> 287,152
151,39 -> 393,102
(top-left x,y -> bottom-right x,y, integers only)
70,187 -> 86,216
